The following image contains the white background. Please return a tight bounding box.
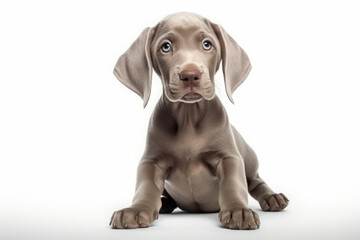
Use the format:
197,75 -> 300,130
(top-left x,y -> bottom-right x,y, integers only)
1,0 -> 360,239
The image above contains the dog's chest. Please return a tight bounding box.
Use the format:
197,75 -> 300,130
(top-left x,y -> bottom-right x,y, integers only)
174,129 -> 206,155
165,152 -> 220,212
167,127 -> 221,171
163,129 -> 222,212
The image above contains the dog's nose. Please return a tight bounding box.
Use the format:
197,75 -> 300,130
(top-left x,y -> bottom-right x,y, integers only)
179,70 -> 202,83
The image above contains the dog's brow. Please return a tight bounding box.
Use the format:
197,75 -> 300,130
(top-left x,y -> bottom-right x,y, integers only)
158,32 -> 177,43
197,30 -> 216,41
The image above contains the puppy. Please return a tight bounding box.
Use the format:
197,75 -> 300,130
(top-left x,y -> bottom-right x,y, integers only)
110,12 -> 289,230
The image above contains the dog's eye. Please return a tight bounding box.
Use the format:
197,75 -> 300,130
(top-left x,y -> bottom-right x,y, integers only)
161,42 -> 172,53
202,40 -> 212,51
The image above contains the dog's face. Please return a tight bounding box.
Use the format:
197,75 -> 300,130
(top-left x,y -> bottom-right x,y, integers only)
113,12 -> 252,107
151,14 -> 221,103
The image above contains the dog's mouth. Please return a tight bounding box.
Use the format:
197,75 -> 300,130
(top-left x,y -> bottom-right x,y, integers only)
181,92 -> 203,102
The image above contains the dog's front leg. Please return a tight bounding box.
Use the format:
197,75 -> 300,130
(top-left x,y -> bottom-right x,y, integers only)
110,161 -> 165,229
217,157 -> 260,230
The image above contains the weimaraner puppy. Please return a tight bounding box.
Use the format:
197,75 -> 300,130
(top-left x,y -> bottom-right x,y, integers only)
110,12 -> 289,230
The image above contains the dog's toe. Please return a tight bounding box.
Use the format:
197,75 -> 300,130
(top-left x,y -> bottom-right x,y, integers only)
260,193 -> 289,211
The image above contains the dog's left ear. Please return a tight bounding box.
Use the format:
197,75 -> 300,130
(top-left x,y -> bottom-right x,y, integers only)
113,28 -> 155,108
211,24 -> 251,103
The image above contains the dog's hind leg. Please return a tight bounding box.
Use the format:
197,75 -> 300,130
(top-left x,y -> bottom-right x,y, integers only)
232,126 -> 289,211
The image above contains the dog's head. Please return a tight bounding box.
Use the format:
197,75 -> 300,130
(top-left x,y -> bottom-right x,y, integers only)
114,12 -> 251,107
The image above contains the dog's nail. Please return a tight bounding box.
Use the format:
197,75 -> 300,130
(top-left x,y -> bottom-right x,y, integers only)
138,216 -> 143,225
109,212 -> 114,225
263,202 -> 269,210
281,193 -> 290,202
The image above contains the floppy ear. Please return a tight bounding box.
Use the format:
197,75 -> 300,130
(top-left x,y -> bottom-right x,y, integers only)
212,24 -> 252,103
113,28 -> 154,107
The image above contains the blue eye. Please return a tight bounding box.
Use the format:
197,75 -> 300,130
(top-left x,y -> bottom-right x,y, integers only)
202,40 -> 212,51
161,42 -> 172,53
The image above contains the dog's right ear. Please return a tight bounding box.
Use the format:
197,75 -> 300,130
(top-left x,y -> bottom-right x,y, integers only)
114,28 -> 155,108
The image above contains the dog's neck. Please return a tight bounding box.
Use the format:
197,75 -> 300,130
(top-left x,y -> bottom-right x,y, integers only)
160,95 -> 227,132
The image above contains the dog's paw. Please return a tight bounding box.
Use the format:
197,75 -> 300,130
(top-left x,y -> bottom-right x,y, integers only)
260,193 -> 289,211
219,208 -> 260,230
109,206 -> 158,229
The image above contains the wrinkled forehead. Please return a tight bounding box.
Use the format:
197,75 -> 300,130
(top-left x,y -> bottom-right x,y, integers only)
155,13 -> 213,36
